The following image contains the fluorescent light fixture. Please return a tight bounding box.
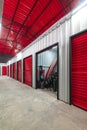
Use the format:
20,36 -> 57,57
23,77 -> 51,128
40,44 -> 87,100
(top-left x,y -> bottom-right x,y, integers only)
72,0 -> 87,14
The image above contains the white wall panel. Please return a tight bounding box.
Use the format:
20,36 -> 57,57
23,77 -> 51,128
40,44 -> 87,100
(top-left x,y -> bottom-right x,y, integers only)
44,36 -> 47,48
47,34 -> 50,47
79,6 -> 87,30
40,38 -> 44,51
49,32 -> 53,46
32,53 -> 36,88
65,19 -> 71,103
7,4 -> 87,103
71,12 -> 80,35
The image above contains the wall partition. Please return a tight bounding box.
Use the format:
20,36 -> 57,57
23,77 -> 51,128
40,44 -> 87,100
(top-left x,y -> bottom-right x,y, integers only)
10,64 -> 13,78
17,60 -> 22,82
13,62 -> 17,79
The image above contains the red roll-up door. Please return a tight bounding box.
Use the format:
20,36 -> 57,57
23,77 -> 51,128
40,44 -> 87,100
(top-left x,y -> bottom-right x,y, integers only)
2,66 -> 7,75
71,31 -> 87,110
13,63 -> 16,79
24,56 -> 32,86
10,64 -> 13,78
17,60 -> 21,82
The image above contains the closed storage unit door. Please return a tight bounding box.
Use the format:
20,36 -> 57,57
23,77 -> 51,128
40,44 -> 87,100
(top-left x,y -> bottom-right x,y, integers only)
10,64 -> 13,78
13,63 -> 16,79
71,31 -> 87,110
17,60 -> 21,82
24,56 -> 32,86
2,66 -> 7,75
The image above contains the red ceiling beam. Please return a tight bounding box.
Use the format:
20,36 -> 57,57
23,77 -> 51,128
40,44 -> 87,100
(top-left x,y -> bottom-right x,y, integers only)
5,0 -> 20,45
13,0 -> 38,47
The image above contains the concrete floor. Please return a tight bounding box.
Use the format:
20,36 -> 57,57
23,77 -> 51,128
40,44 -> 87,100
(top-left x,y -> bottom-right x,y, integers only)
0,76 -> 87,130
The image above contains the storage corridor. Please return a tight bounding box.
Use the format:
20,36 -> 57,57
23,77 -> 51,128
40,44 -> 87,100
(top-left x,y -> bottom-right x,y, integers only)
0,76 -> 87,130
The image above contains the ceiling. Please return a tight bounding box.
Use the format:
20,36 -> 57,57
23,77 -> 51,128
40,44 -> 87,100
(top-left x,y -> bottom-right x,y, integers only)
0,0 -> 83,63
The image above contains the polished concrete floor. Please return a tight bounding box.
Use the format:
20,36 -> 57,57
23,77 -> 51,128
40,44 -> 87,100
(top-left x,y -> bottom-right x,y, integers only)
0,76 -> 87,130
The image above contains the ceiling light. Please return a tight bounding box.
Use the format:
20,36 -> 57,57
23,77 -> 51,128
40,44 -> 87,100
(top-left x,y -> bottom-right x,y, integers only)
9,41 -> 13,48
11,30 -> 13,35
10,44 -> 13,48
15,49 -> 18,53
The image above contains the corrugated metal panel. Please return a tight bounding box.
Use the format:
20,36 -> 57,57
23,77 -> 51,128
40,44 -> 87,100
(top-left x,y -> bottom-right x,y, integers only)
10,64 -> 13,78
7,65 -> 9,76
2,66 -> 7,75
23,56 -> 32,86
13,62 -> 17,79
17,60 -> 21,82
71,31 -> 87,110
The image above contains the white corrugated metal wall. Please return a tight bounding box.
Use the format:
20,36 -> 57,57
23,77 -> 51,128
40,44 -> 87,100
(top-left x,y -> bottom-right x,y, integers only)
6,5 -> 87,103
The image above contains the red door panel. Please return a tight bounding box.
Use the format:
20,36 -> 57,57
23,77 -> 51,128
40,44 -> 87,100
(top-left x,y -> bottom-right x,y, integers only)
17,60 -> 21,82
10,64 -> 13,78
2,66 -> 7,75
24,56 -> 32,86
13,63 -> 16,79
71,31 -> 87,110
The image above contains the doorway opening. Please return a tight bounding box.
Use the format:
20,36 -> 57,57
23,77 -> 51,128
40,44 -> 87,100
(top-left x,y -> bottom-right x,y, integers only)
36,43 -> 59,99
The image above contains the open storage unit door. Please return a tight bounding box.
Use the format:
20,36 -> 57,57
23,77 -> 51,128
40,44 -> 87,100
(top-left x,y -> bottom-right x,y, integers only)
10,64 -> 13,78
71,30 -> 87,110
23,56 -> 32,86
2,66 -> 7,75
17,60 -> 21,82
13,63 -> 17,79
36,43 -> 59,99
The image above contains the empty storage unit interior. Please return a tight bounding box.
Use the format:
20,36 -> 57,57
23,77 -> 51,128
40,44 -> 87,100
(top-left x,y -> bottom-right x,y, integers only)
0,0 -> 87,111
36,44 -> 58,98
